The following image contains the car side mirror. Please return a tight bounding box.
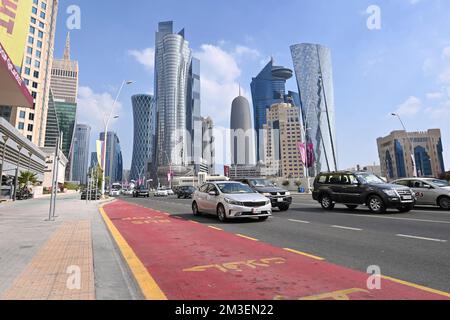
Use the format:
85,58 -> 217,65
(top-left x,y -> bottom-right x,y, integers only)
208,191 -> 218,196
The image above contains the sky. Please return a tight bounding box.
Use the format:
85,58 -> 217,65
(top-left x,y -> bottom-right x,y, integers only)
54,0 -> 450,172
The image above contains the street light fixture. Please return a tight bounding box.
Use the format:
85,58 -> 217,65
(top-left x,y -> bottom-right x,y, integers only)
101,80 -> 134,197
391,113 -> 417,177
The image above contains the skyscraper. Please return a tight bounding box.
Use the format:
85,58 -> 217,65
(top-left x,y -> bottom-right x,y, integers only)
100,132 -> 123,184
45,33 -> 78,160
290,43 -> 338,175
154,21 -> 193,181
230,93 -> 254,166
130,94 -> 155,181
0,0 -> 59,146
201,117 -> 215,175
251,59 -> 299,162
186,57 -> 202,168
70,124 -> 91,184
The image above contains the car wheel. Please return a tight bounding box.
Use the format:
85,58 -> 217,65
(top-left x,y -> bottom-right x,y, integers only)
346,205 -> 358,210
398,204 -> 414,213
438,196 -> 450,210
217,204 -> 227,222
278,204 -> 290,212
192,201 -> 200,216
320,194 -> 335,210
368,195 -> 386,214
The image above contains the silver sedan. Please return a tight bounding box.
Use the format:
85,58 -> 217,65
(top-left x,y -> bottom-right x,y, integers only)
192,181 -> 272,222
392,178 -> 450,210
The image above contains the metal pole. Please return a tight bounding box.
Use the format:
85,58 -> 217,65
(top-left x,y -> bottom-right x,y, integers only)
95,168 -> 99,201
52,133 -> 62,219
85,171 -> 89,204
0,136 -> 9,189
393,114 -> 416,177
13,145 -> 22,201
48,134 -> 60,221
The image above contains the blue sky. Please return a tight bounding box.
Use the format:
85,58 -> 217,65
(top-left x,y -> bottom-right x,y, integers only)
54,0 -> 450,171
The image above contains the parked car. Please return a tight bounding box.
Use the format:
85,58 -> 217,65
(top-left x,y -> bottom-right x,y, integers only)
81,189 -> 101,200
165,188 -> 175,196
392,178 -> 450,210
109,189 -> 121,197
123,189 -> 134,196
176,186 -> 196,199
154,188 -> 168,197
133,186 -> 150,198
237,178 -> 292,211
312,171 -> 416,214
192,181 -> 272,222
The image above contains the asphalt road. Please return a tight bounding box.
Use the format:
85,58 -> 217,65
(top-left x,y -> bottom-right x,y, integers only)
118,194 -> 450,293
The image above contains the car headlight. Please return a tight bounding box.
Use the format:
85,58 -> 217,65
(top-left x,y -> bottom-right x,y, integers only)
383,189 -> 398,197
224,198 -> 243,206
285,192 -> 291,196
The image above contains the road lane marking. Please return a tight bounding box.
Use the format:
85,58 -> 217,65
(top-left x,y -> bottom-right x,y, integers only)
99,206 -> 167,300
183,258 -> 286,273
283,248 -> 325,261
288,219 -> 310,224
331,225 -> 363,231
381,275 -> 450,298
236,234 -> 259,241
352,215 -> 450,224
396,234 -> 447,243
208,226 -> 223,231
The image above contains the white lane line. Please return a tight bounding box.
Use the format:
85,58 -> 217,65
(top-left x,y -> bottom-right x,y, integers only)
396,234 -> 447,243
352,215 -> 450,224
331,225 -> 363,231
288,219 -> 310,224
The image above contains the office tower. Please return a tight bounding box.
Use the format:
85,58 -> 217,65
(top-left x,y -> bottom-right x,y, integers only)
186,57 -> 202,167
264,103 -> 305,178
0,0 -> 59,146
290,43 -> 338,175
70,124 -> 91,184
377,129 -> 445,180
100,132 -> 123,184
201,117 -> 215,175
90,152 -> 98,168
154,21 -> 193,180
44,33 -> 78,159
230,93 -> 254,166
251,59 -> 299,161
130,94 -> 155,181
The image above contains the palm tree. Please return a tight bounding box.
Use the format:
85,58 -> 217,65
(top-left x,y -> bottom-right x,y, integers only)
18,171 -> 37,187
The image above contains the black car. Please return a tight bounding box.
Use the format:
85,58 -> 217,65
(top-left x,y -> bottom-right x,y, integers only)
176,186 -> 196,199
80,189 -> 101,200
238,178 -> 292,211
133,186 -> 150,198
312,171 -> 416,213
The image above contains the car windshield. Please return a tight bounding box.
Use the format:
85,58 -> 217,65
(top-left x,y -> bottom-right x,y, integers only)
424,179 -> 450,187
217,183 -> 255,194
249,179 -> 275,187
355,173 -> 385,184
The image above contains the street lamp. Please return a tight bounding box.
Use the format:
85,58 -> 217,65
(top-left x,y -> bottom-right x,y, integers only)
0,135 -> 9,189
101,80 -> 134,197
13,145 -> 23,201
391,113 -> 417,177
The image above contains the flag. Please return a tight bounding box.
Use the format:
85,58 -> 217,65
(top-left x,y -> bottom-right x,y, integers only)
96,140 -> 104,170
298,143 -> 307,165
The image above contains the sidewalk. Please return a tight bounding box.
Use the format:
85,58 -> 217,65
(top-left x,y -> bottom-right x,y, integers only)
0,194 -> 141,300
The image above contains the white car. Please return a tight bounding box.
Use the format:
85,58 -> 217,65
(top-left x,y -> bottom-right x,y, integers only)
109,189 -> 121,197
165,188 -> 175,196
192,181 -> 272,222
154,189 -> 168,197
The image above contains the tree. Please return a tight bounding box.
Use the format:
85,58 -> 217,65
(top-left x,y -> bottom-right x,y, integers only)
18,171 -> 37,187
439,171 -> 450,181
295,180 -> 303,187
282,180 -> 290,187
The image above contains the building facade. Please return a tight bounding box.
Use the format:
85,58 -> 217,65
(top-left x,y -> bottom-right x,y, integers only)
100,132 -> 123,185
186,57 -> 202,166
154,21 -> 193,180
0,0 -> 59,147
201,116 -> 215,175
264,103 -> 305,179
70,124 -> 90,184
130,94 -> 155,181
377,130 -> 445,180
230,94 -> 255,166
251,59 -> 300,162
290,43 -> 338,176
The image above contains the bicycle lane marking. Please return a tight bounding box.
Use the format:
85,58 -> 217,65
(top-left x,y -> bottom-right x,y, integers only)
102,200 -> 450,300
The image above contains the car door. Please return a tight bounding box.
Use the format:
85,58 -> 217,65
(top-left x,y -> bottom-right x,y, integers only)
326,174 -> 345,202
410,180 -> 434,205
204,184 -> 220,213
340,174 -> 364,204
196,184 -> 210,211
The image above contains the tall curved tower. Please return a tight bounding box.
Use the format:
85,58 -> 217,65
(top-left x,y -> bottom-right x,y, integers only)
130,94 -> 155,181
290,43 -> 338,175
230,94 -> 254,166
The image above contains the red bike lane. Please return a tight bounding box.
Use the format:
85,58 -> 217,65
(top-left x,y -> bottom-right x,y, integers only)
102,200 -> 450,300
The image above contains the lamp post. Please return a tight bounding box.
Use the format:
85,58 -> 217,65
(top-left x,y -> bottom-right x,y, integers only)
101,80 -> 134,197
391,113 -> 417,177
13,145 -> 23,201
163,150 -> 173,189
0,135 -> 9,189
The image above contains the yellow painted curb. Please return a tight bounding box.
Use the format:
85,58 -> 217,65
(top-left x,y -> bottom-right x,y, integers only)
99,205 -> 167,300
382,275 -> 450,298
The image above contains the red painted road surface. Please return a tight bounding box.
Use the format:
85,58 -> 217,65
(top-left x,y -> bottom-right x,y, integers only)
103,200 -> 449,300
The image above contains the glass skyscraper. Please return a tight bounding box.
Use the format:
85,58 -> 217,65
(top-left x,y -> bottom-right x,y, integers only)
100,132 -> 123,184
186,57 -> 202,168
70,124 -> 91,184
251,59 -> 299,162
291,43 -> 338,175
130,94 -> 155,181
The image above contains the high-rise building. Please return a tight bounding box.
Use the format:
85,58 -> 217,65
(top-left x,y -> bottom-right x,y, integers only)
230,93 -> 255,166
377,129 -> 445,180
290,43 -> 338,176
70,124 -> 91,184
0,0 -> 59,146
264,103 -> 305,178
100,132 -> 123,184
251,59 -> 300,161
130,94 -> 155,181
154,21 -> 193,181
201,117 -> 215,175
90,152 -> 98,168
44,33 -> 78,160
186,57 -> 202,168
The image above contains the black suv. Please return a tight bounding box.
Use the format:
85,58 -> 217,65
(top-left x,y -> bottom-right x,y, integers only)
312,171 -> 415,213
238,178 -> 292,211
176,186 -> 196,199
